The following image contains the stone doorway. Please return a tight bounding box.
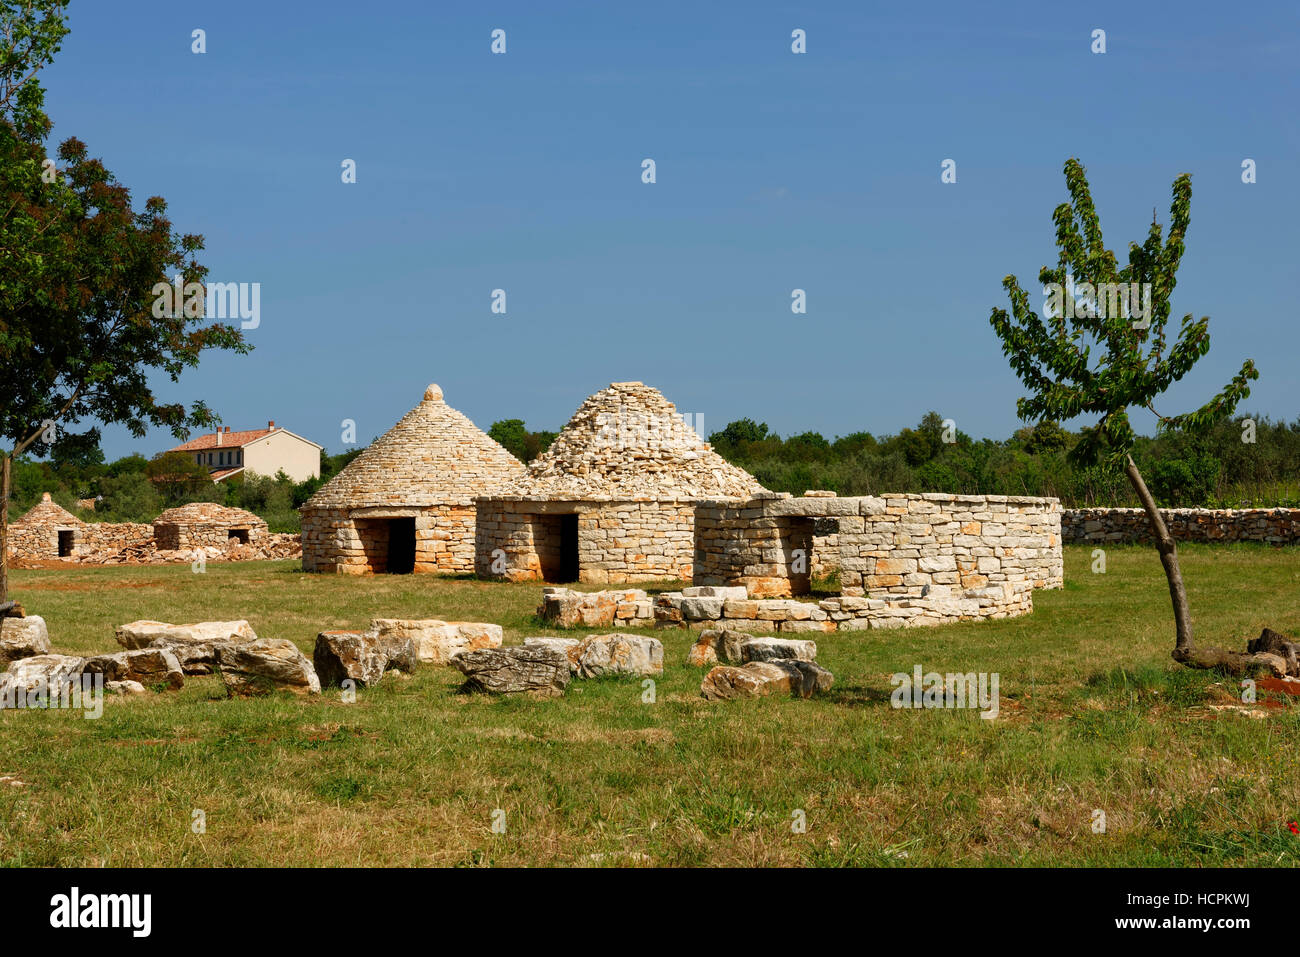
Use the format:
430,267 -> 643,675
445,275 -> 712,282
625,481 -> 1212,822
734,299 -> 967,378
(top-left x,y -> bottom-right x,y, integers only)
57,529 -> 75,557
536,513 -> 579,583
228,528 -> 250,544
386,518 -> 416,574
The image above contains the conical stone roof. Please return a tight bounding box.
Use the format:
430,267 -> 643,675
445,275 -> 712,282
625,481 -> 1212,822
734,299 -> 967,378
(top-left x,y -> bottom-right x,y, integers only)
14,492 -> 82,527
154,502 -> 265,527
490,382 -> 766,502
304,384 -> 525,509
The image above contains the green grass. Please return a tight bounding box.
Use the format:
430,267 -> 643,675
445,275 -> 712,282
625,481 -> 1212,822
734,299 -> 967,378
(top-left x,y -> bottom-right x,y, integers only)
0,543 -> 1297,867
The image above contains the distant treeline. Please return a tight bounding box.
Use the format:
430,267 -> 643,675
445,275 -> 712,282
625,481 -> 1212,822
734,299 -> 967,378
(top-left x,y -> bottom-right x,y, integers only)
9,442 -> 364,533
701,412 -> 1300,508
11,411 -> 1298,533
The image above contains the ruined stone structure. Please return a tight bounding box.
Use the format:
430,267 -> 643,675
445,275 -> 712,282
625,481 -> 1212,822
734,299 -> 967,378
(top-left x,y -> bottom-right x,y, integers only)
300,384 -> 525,575
153,502 -> 268,550
9,493 -> 85,561
689,492 -> 1062,626
475,382 -> 766,583
1063,507 -> 1300,546
6,493 -> 154,564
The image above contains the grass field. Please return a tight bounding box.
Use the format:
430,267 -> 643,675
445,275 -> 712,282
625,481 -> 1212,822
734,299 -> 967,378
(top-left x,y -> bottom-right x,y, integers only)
1,543 -> 1297,867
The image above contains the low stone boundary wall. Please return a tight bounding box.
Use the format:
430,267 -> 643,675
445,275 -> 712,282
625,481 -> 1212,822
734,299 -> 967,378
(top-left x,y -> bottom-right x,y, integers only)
1063,507 -> 1300,545
694,492 -> 1062,599
538,588 -> 655,628
654,584 -> 1033,632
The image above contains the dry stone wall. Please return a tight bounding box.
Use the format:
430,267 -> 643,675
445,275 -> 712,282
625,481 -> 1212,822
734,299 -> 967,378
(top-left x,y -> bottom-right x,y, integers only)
475,499 -> 696,583
1063,507 -> 1300,545
301,504 -> 477,574
693,492 -> 1061,625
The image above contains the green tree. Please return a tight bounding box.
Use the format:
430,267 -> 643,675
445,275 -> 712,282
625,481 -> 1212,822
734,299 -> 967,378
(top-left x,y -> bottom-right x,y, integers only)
0,2 -> 248,597
990,158 -> 1257,670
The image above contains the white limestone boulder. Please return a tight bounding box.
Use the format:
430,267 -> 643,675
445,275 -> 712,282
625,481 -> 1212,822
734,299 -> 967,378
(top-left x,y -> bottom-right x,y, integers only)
370,619 -> 502,665
0,615 -> 49,665
213,639 -> 320,696
573,634 -> 663,678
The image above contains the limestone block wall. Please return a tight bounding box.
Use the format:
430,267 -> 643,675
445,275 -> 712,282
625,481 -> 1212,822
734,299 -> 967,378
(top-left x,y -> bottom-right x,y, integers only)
695,493 -> 1063,602
7,521 -> 152,562
301,504 -> 478,574
79,523 -> 154,553
156,521 -> 269,550
1063,507 -> 1300,545
475,499 -> 697,583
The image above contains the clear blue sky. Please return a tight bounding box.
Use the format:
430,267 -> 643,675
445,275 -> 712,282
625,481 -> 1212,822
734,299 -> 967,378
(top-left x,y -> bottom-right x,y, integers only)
38,0 -> 1300,460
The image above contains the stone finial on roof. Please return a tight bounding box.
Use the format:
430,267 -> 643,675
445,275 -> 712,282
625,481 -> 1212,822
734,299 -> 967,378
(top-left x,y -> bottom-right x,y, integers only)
424,383 -> 444,403
41,492 -> 52,503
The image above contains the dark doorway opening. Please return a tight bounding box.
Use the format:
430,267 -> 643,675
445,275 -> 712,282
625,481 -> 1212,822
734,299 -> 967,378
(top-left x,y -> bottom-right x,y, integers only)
386,518 -> 416,574
558,514 -> 579,583
57,529 -> 74,558
228,528 -> 250,544
535,513 -> 579,583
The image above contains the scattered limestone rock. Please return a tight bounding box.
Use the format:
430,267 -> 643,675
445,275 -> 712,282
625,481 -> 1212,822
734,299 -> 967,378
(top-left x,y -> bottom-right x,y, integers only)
1,653 -> 85,696
214,639 -> 320,696
523,637 -> 581,673
106,680 -> 147,695
115,619 -> 258,650
688,628 -> 756,666
573,634 -> 663,678
454,647 -> 570,697
700,660 -> 834,701
538,588 -> 653,628
313,630 -> 416,688
80,648 -> 184,691
0,615 -> 49,665
370,619 -> 502,665
741,637 -> 818,663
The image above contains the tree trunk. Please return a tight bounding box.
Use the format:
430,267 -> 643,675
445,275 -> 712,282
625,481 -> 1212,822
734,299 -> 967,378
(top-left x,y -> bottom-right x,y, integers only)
1123,454 -> 1194,654
0,453 -> 9,603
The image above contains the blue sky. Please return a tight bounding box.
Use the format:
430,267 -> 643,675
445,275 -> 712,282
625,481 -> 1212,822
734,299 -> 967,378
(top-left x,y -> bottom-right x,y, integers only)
38,0 -> 1300,460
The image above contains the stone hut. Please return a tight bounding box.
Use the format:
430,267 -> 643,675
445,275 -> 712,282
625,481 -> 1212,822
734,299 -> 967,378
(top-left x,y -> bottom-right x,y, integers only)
300,383 -> 526,575
153,502 -> 269,550
475,381 -> 766,583
9,493 -> 84,560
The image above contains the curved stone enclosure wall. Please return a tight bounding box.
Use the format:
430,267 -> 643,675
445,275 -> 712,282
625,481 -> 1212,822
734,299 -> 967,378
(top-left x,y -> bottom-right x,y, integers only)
301,504 -> 477,574
474,499 -> 696,583
690,492 -> 1062,628
1063,507 -> 1300,545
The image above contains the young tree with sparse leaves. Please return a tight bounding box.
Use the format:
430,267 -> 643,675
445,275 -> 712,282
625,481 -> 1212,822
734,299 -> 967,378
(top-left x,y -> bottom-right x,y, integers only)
0,1 -> 248,599
990,158 -> 1259,672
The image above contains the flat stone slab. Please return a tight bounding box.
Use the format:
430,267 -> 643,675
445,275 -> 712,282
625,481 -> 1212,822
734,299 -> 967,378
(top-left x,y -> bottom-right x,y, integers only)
741,637 -> 818,663
454,647 -> 570,697
680,586 -> 748,601
116,619 -> 258,651
370,619 -> 502,665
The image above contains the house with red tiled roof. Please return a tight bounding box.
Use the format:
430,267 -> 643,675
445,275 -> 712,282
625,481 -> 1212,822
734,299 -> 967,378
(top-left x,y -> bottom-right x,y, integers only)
168,420 -> 323,483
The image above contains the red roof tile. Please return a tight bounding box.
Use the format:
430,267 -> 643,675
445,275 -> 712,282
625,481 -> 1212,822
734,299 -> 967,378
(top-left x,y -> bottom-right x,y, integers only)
169,428 -> 275,452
